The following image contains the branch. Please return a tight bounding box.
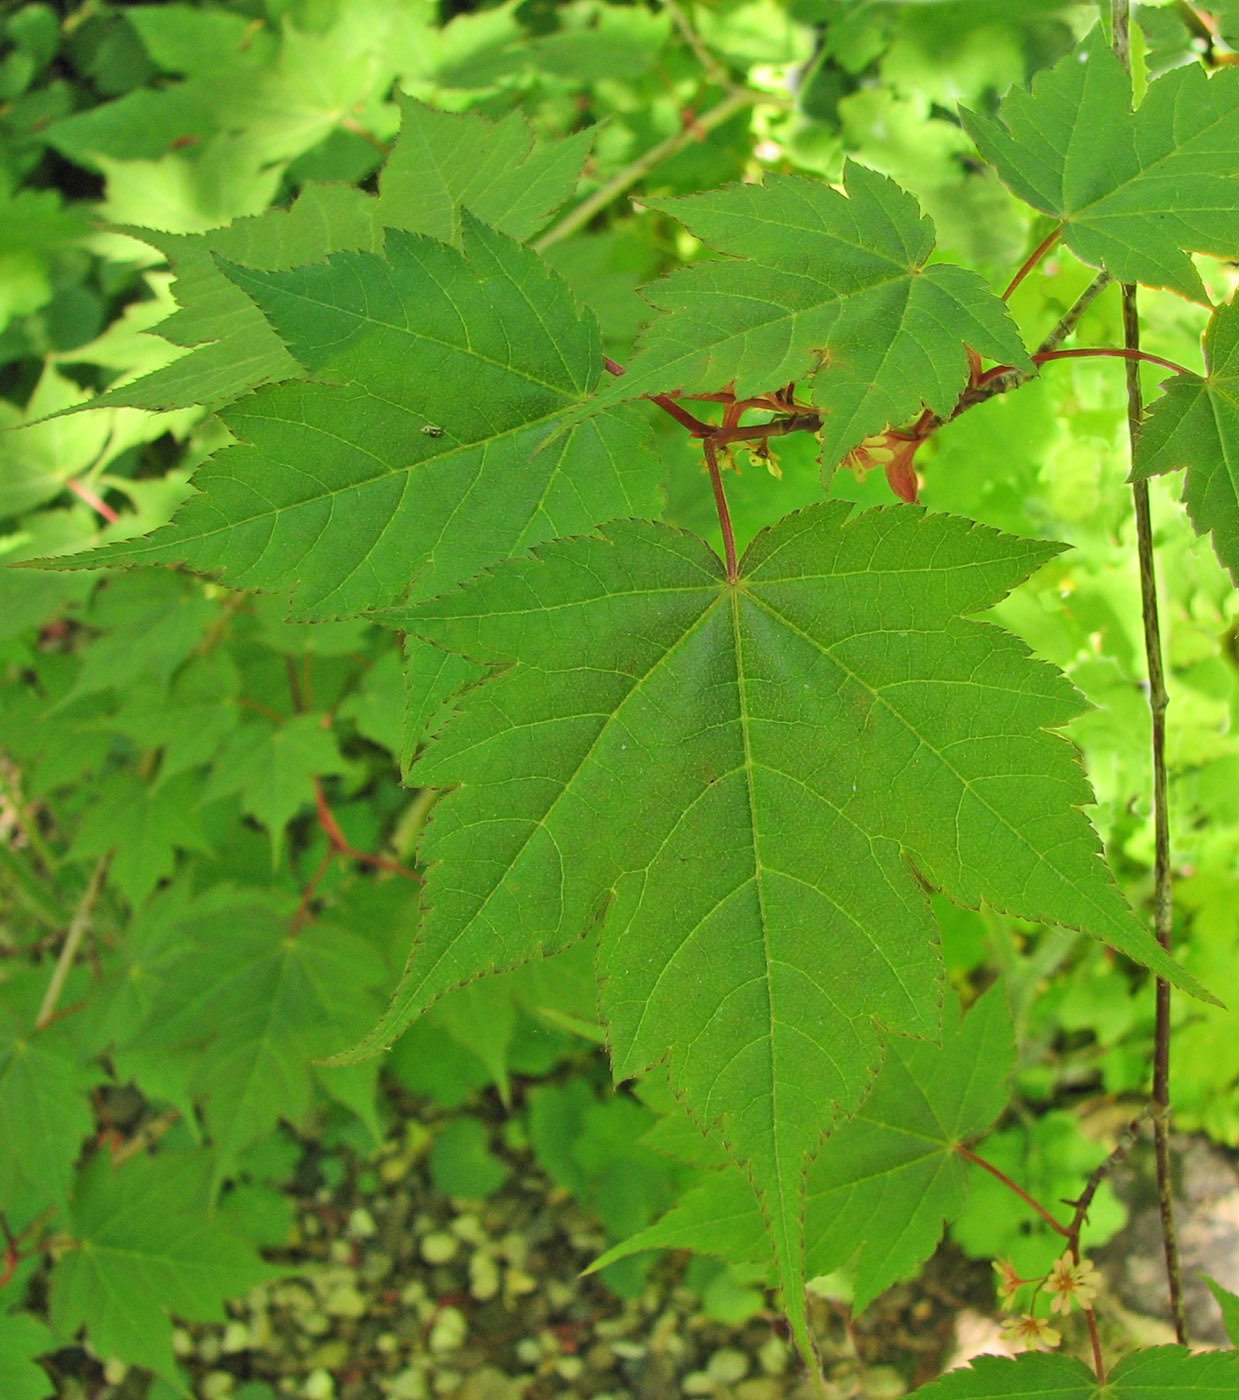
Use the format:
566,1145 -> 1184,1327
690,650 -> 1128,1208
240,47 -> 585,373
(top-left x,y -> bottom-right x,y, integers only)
532,87 -> 765,252
1112,0 -> 1188,1346
957,1145 -> 1071,1237
703,439 -> 738,582
35,853 -> 111,1031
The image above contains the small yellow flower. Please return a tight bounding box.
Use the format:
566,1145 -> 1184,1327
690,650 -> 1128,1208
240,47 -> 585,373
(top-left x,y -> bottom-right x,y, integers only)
1044,1251 -> 1102,1315
992,1257 -> 1024,1309
1000,1313 -> 1062,1351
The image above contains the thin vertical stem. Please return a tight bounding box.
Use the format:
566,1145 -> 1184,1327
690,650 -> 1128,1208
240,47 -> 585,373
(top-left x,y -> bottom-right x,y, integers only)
703,439 -> 738,582
1112,0 -> 1188,1346
36,854 -> 111,1030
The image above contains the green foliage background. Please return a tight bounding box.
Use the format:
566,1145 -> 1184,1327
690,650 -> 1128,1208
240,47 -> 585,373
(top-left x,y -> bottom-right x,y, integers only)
2,1 -> 1238,1397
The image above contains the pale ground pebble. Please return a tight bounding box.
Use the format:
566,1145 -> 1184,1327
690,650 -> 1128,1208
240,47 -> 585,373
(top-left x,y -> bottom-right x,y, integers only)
304,1368 -> 336,1400
420,1230 -> 459,1264
514,1338 -> 542,1366
220,1321 -> 250,1353
451,1212 -> 485,1243
428,1305 -> 468,1352
323,1282 -> 369,1318
201,1371 -> 235,1399
348,1206 -> 378,1237
383,1367 -> 429,1400
707,1347 -> 750,1383
469,1250 -> 501,1300
757,1334 -> 788,1375
736,1381 -> 784,1400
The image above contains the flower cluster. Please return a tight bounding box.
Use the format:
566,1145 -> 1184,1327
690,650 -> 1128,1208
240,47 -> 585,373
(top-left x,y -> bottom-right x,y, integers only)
992,1250 -> 1102,1353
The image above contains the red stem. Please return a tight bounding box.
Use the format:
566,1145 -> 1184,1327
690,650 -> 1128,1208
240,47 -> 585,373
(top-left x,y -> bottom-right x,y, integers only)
66,478 -> 119,523
957,1145 -> 1071,1237
313,778 -> 423,883
975,345 -> 1193,390
603,351 -> 716,437
1003,226 -> 1063,301
703,440 -> 738,583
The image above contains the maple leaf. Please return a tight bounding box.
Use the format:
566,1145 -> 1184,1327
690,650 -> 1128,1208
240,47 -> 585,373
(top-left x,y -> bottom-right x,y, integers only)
587,986 -> 1015,1313
579,163 -> 1031,469
118,891 -> 388,1183
48,1153 -> 276,1383
0,999 -> 97,1208
0,1313 -> 55,1400
962,28 -> 1239,302
344,502 -> 1199,1357
89,98 -> 590,415
69,217 -> 662,619
1130,298 -> 1239,584
902,1346 -> 1239,1399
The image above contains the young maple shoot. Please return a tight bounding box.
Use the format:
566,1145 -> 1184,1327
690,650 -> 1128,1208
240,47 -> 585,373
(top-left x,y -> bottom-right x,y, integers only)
18,7 -> 1239,1397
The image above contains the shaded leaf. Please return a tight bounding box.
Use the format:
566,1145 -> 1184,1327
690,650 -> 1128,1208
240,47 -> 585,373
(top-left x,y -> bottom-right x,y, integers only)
0,1007 -> 96,1207
0,1313 -> 55,1400
119,894 -> 388,1181
49,1153 -> 275,1383
205,713 -> 346,850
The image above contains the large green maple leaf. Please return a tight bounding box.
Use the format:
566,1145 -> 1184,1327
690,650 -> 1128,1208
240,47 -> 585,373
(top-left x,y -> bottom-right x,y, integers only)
350,502 -> 1196,1357
904,1347 -> 1239,1399
71,216 -> 662,619
587,985 -> 1015,1313
1131,298 -> 1239,584
962,29 -> 1239,302
90,97 -> 590,415
578,163 -> 1031,469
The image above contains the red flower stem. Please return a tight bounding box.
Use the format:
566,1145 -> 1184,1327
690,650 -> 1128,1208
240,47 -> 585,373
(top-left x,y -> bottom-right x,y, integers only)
1034,346 -> 1192,375
957,1145 -> 1071,1237
603,354 -> 714,436
653,393 -> 714,436
974,345 -> 1193,391
66,478 -> 119,523
289,850 -> 333,937
1002,226 -> 1063,301
703,439 -> 738,582
313,778 -> 423,883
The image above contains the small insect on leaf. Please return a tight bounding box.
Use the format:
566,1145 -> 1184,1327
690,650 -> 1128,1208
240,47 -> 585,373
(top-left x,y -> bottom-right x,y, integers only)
421,424 -> 445,438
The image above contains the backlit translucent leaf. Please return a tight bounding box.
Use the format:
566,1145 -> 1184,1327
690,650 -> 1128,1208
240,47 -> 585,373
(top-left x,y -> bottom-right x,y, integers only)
580,163 -> 1030,468
348,502 -> 1196,1355
71,217 -> 662,619
375,93 -> 592,247
905,1347 -> 1239,1399
1131,298 -> 1239,584
49,1153 -> 275,1382
962,29 -> 1239,301
589,986 -> 1015,1313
